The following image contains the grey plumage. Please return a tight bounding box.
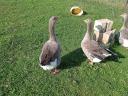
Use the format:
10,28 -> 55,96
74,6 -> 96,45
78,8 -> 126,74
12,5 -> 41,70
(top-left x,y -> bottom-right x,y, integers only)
81,19 -> 114,64
119,13 -> 128,48
39,41 -> 61,66
39,16 -> 61,70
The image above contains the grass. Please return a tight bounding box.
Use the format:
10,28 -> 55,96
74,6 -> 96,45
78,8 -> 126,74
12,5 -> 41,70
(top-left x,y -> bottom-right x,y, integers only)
0,0 -> 128,96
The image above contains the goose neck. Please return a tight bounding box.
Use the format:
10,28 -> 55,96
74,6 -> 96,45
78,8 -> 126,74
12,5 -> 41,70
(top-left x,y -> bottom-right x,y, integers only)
49,21 -> 57,41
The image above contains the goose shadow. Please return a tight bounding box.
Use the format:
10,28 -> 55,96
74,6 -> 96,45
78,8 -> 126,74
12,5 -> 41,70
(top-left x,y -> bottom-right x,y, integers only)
59,48 -> 86,70
82,11 -> 88,15
103,47 -> 125,63
109,47 -> 125,58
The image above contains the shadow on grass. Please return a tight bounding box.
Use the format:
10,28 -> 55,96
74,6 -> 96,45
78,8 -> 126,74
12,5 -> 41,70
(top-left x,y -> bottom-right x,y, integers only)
59,48 -> 86,70
110,48 -> 125,58
82,11 -> 88,15
103,47 -> 125,63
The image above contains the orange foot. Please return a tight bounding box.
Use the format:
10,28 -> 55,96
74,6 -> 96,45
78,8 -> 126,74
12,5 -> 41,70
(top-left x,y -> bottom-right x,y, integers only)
51,68 -> 60,75
87,59 -> 93,65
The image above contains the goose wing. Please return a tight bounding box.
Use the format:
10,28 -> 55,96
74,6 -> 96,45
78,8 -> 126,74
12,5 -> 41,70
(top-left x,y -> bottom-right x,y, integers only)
91,40 -> 111,57
120,28 -> 128,39
39,42 -> 58,65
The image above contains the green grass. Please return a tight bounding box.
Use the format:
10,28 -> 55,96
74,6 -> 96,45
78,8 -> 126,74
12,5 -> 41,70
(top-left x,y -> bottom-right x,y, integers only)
0,0 -> 128,96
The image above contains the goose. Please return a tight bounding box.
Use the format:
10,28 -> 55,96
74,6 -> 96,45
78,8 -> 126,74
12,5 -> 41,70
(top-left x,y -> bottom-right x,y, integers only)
81,19 -> 116,64
95,25 -> 116,47
39,16 -> 61,74
93,19 -> 116,47
119,13 -> 128,48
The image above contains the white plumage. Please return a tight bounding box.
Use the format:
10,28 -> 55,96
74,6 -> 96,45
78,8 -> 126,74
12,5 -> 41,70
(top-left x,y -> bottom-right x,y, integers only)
92,58 -> 102,63
39,59 -> 58,70
122,39 -> 128,47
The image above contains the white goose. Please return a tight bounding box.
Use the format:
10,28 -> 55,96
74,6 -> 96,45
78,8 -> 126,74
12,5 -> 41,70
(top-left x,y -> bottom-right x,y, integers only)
81,19 -> 115,64
119,13 -> 128,48
39,16 -> 61,74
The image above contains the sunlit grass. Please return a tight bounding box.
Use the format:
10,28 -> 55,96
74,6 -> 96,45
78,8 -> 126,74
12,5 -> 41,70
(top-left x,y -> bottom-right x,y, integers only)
0,0 -> 128,96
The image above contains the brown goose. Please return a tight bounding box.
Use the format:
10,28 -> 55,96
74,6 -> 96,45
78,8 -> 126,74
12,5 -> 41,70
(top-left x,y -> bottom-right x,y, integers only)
81,19 -> 115,64
39,16 -> 61,74
119,13 -> 128,48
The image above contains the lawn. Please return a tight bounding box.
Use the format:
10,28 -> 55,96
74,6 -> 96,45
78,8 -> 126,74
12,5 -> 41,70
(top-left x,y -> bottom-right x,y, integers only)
0,0 -> 128,96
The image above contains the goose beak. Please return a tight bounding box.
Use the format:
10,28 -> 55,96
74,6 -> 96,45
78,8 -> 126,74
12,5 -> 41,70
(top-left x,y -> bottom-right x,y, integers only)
120,14 -> 124,17
83,19 -> 86,22
83,19 -> 87,23
51,16 -> 59,21
83,19 -> 92,23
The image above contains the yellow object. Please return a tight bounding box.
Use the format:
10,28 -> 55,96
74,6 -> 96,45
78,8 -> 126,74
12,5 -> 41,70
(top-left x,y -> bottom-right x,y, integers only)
70,6 -> 83,16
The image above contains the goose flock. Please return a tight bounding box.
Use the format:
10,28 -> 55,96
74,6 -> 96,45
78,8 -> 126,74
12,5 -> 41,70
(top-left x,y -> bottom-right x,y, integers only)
39,13 -> 128,74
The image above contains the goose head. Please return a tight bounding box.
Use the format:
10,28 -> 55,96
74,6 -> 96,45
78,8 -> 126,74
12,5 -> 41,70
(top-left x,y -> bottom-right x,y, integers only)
84,19 -> 93,25
49,16 -> 58,25
120,13 -> 128,28
120,13 -> 128,18
84,19 -> 94,31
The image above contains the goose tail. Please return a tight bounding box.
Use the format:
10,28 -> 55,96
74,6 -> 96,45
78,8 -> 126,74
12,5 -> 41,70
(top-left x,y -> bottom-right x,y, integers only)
104,48 -> 118,59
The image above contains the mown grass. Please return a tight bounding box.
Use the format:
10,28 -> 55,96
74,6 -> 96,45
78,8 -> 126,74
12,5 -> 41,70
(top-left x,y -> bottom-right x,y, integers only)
0,0 -> 128,96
